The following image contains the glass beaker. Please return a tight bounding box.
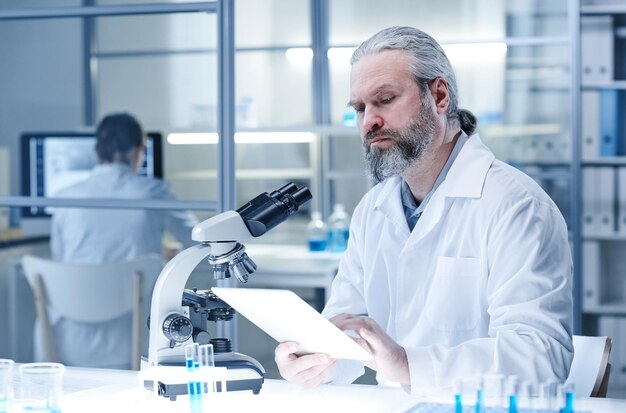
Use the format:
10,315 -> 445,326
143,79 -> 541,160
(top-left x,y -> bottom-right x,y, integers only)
20,362 -> 65,413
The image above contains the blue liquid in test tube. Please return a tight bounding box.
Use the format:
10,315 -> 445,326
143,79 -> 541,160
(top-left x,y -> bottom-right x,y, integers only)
561,390 -> 575,413
454,393 -> 462,413
508,394 -> 518,413
475,388 -> 484,413
186,344 -> 202,413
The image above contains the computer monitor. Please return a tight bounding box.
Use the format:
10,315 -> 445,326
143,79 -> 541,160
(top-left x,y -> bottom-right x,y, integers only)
20,131 -> 163,218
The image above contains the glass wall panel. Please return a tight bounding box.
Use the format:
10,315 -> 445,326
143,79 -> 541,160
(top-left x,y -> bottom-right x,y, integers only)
329,0 -> 506,45
93,13 -> 219,205
95,13 -> 217,52
236,51 -> 313,127
236,0 -> 311,48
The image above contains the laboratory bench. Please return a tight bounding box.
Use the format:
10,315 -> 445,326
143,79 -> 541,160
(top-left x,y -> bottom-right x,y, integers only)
7,366 -> 626,413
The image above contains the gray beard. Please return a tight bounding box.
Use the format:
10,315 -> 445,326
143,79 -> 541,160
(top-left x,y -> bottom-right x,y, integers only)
363,102 -> 437,183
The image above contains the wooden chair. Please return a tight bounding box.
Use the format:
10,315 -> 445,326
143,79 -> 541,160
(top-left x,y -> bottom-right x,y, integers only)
566,335 -> 612,397
21,254 -> 163,370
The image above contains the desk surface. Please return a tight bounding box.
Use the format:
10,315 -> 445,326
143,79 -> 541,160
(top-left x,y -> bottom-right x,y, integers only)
16,367 -> 626,413
0,228 -> 48,247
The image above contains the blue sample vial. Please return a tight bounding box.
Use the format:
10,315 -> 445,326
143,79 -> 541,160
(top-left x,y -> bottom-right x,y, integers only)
327,204 -> 350,253
306,212 -> 328,252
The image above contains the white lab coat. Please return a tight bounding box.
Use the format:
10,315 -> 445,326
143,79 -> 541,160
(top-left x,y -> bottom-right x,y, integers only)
322,133 -> 573,393
51,163 -> 198,264
42,163 -> 198,368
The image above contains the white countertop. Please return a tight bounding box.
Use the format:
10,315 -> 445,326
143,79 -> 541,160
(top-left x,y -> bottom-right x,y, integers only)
29,367 -> 626,413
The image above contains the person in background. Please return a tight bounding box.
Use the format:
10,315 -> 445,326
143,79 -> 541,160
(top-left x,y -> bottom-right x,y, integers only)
275,26 -> 573,393
45,112 -> 198,368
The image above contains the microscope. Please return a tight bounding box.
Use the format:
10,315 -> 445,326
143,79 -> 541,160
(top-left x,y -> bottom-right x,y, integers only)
144,182 -> 311,399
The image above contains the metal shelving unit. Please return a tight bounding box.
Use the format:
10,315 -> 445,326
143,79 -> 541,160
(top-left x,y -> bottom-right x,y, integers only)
579,0 -> 626,393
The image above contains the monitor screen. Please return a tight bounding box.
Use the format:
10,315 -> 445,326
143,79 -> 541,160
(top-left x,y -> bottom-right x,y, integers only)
20,132 -> 163,217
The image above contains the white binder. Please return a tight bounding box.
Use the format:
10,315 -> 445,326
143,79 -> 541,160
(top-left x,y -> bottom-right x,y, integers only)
582,167 -> 598,236
582,91 -> 601,160
597,317 -> 621,387
582,240 -> 601,311
581,16 -> 614,85
617,167 -> 626,235
596,167 -> 616,236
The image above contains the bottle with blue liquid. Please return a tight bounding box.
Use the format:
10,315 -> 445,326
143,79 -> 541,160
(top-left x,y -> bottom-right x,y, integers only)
306,212 -> 328,252
327,204 -> 350,253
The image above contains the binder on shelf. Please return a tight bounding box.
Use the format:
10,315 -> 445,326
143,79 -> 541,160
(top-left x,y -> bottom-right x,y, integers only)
597,317 -> 622,387
582,240 -> 601,311
539,135 -> 558,162
582,167 -> 598,236
618,318 -> 626,387
597,167 -> 616,235
617,167 -> 626,235
600,89 -> 619,157
555,135 -> 570,163
582,91 -> 601,160
581,15 -> 614,85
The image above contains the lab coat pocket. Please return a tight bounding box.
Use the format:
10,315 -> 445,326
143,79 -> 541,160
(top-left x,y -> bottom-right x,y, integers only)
426,256 -> 482,332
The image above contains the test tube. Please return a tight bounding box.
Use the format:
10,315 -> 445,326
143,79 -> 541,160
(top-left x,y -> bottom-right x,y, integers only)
453,378 -> 463,413
481,374 -> 505,408
0,359 -> 13,413
185,343 -> 202,413
455,376 -> 480,412
198,344 -> 216,394
517,380 -> 536,410
506,376 -> 519,413
539,379 -> 558,412
562,382 -> 575,413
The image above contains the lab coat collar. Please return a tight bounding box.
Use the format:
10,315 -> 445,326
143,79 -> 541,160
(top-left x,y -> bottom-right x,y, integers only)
439,132 -> 494,199
372,133 -> 494,237
374,133 -> 494,206
92,162 -> 135,176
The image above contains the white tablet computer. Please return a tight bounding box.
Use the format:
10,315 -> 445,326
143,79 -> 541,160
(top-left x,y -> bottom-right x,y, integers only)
212,287 -> 373,361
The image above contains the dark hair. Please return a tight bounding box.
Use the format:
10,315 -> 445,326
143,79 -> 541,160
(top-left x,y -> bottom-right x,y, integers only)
95,113 -> 144,164
351,26 -> 477,136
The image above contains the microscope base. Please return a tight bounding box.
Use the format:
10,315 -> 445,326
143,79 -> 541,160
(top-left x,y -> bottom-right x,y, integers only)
147,376 -> 263,401
142,352 -> 265,401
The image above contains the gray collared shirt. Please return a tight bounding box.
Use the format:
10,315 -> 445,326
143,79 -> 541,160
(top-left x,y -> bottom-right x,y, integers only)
401,132 -> 469,231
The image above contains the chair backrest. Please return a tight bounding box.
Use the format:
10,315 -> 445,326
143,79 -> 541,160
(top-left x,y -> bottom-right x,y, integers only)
21,254 -> 164,369
566,335 -> 612,397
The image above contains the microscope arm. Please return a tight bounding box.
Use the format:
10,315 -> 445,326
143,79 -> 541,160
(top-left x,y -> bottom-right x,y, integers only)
147,244 -> 214,366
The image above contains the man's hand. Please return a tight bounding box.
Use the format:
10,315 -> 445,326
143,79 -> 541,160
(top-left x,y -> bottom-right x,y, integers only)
330,313 -> 410,385
274,341 -> 336,388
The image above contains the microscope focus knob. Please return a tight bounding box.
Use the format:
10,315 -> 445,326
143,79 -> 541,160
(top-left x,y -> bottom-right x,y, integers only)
162,314 -> 193,343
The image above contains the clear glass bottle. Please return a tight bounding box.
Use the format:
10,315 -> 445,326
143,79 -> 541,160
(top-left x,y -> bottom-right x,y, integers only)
306,211 -> 328,252
327,204 -> 350,253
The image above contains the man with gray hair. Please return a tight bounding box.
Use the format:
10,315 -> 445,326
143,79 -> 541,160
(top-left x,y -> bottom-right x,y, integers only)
275,26 -> 573,392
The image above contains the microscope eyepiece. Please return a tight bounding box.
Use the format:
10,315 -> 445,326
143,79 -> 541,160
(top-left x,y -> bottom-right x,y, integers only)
237,182 -> 312,237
